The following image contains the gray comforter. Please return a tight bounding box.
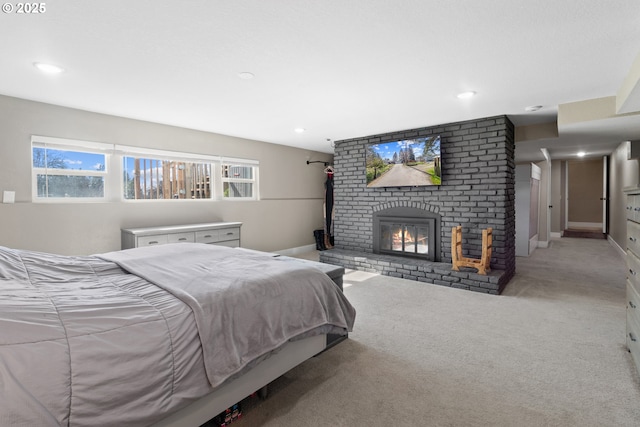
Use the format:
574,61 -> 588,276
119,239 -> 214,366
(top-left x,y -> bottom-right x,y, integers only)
0,244 -> 355,427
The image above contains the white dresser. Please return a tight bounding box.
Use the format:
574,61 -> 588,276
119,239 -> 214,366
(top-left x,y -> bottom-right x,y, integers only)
625,187 -> 640,375
121,222 -> 242,249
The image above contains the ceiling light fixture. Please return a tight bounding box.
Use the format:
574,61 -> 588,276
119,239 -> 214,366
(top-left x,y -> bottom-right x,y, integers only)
525,105 -> 543,112
238,72 -> 255,80
33,62 -> 64,74
457,91 -> 476,99
577,151 -> 586,157
294,128 -> 305,133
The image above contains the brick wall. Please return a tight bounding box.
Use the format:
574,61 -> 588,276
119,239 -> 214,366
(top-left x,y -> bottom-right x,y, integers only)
320,115 -> 516,293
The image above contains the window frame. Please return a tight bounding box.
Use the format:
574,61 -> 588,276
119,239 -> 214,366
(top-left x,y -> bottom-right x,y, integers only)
31,136 -> 113,203
30,136 -> 260,203
220,157 -> 260,201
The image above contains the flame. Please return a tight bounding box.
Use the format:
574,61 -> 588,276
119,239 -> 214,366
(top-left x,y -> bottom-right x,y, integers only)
393,228 -> 415,246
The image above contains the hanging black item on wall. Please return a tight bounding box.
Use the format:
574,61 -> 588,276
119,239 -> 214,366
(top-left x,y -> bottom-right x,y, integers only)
324,166 -> 335,248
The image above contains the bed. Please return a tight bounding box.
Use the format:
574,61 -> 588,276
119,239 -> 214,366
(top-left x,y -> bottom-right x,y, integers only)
0,243 -> 355,427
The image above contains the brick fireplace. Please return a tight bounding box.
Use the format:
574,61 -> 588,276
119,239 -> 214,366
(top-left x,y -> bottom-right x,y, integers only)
319,115 -> 516,294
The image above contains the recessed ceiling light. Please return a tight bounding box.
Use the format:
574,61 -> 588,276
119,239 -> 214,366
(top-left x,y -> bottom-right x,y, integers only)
238,72 -> 255,80
457,91 -> 476,99
34,62 -> 64,74
294,128 -> 306,133
577,151 -> 586,157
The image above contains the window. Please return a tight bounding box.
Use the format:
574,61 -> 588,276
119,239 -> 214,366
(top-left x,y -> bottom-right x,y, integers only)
123,156 -> 213,200
221,161 -> 258,199
31,136 -> 259,202
32,137 -> 110,200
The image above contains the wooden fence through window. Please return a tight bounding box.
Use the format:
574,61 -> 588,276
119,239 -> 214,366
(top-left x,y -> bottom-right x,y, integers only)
133,160 -> 211,199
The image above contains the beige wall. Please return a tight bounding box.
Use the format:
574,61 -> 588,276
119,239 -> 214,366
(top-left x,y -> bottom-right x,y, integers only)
567,158 -> 603,223
0,95 -> 333,255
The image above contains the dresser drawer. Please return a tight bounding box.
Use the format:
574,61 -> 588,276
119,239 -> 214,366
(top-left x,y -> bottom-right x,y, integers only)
629,221 -> 640,257
628,194 -> 640,222
195,230 -> 219,244
213,239 -> 240,248
137,234 -> 168,247
627,251 -> 640,289
217,227 -> 240,242
627,194 -> 636,221
168,232 -> 195,244
627,280 -> 640,322
627,300 -> 640,375
627,280 -> 640,364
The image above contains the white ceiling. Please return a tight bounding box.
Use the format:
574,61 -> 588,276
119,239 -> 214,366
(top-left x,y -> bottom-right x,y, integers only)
1,0 -> 640,163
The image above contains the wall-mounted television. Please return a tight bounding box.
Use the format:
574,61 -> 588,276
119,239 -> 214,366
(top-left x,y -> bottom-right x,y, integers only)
366,135 -> 441,188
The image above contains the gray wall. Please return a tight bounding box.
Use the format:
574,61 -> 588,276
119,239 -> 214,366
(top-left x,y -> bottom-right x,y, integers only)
0,95 -> 332,255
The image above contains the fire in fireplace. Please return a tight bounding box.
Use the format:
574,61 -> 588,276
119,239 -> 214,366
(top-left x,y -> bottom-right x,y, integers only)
380,222 -> 430,256
373,207 -> 440,261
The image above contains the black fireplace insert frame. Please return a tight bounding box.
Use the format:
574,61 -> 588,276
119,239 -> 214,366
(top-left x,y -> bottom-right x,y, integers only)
372,207 -> 441,262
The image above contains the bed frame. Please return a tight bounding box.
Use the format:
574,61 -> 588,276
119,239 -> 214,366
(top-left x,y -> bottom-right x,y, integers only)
152,333 -> 327,426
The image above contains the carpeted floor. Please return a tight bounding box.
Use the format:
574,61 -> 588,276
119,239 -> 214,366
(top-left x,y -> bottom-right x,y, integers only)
229,238 -> 640,427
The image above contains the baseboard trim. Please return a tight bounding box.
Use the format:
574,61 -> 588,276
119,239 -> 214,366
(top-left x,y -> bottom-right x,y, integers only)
567,221 -> 603,229
608,235 -> 626,259
274,244 -> 317,257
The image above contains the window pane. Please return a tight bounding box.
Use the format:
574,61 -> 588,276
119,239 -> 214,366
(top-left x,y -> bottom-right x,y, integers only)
37,175 -> 105,198
123,157 -> 212,200
391,224 -> 403,252
416,226 -> 429,254
33,147 -> 106,171
404,225 -> 417,253
380,224 -> 391,251
222,165 -> 253,179
223,182 -> 253,198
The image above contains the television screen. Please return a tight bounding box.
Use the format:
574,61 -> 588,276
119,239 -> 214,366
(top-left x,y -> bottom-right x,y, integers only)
366,135 -> 441,188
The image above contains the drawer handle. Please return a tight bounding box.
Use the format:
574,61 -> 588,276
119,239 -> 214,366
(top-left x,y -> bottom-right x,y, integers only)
148,241 -> 159,245
204,234 -> 213,238
226,232 -> 234,236
630,301 -> 637,309
178,237 -> 187,241
631,237 -> 637,243
630,333 -> 637,342
630,269 -> 637,276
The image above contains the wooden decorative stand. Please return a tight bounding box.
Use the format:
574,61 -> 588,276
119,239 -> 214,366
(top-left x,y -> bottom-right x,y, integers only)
451,226 -> 493,275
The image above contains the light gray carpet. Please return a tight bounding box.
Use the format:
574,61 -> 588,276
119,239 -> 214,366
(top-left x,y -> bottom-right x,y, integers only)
234,238 -> 640,426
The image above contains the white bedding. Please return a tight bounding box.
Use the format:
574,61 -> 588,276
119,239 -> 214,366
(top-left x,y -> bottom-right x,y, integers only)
0,244 -> 355,427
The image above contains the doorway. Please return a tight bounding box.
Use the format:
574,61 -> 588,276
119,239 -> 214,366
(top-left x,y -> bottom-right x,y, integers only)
563,157 -> 607,239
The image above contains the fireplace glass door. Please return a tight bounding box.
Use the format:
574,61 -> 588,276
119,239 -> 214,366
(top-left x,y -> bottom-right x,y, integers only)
380,222 -> 429,256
